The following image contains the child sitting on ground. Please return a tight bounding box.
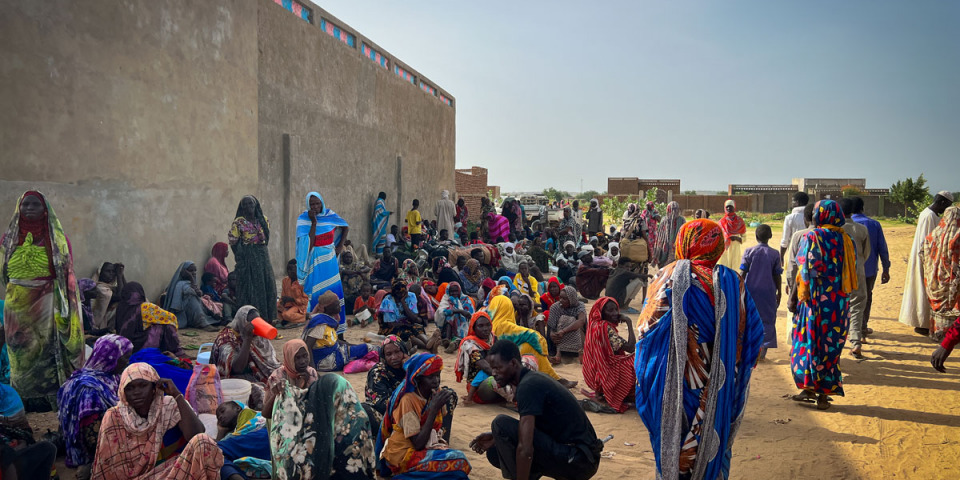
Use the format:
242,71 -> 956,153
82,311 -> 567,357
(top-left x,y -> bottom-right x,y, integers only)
278,259 -> 309,328
304,291 -> 370,371
352,283 -> 376,328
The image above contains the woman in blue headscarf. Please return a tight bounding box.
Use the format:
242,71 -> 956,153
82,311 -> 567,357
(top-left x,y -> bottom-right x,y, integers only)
372,192 -> 391,256
634,219 -> 763,480
296,191 -> 350,335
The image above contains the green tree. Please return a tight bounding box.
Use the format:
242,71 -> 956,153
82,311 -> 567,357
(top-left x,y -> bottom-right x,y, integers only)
576,190 -> 602,202
889,174 -> 930,217
542,188 -> 569,203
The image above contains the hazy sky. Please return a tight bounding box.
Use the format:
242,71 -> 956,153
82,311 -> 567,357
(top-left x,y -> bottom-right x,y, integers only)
320,1 -> 959,194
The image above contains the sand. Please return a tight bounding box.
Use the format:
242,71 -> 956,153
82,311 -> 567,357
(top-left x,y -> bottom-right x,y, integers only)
30,225 -> 960,479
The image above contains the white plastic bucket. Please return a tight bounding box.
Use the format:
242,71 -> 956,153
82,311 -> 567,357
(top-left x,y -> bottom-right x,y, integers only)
199,413 -> 218,436
220,378 -> 252,405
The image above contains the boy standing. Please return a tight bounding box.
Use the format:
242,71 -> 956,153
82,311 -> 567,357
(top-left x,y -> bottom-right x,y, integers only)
740,224 -> 782,359
406,200 -> 423,247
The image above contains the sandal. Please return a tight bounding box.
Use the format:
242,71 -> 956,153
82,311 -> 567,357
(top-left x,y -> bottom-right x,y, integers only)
579,399 -> 618,414
816,394 -> 831,410
791,391 -> 817,403
851,348 -> 864,359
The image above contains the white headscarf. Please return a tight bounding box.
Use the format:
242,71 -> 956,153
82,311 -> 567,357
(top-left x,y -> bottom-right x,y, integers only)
441,190 -> 450,200
606,242 -> 620,263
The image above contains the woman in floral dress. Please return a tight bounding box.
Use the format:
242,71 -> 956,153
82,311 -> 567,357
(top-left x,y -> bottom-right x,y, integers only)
266,339 -> 375,479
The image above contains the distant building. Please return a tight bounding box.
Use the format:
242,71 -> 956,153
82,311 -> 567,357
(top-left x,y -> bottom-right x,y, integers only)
792,178 -> 866,192
456,166 -> 499,222
728,184 -> 798,195
607,177 -> 680,203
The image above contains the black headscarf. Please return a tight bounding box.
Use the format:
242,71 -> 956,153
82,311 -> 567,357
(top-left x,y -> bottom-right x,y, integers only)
235,195 -> 270,245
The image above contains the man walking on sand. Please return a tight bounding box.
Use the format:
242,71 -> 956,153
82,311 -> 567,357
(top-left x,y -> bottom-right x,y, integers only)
781,191 -> 810,265
840,198 -> 870,359
899,192 -> 954,336
851,197 -> 890,338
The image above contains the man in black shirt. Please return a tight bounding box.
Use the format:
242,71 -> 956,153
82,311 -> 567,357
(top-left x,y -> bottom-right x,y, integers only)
470,340 -> 602,480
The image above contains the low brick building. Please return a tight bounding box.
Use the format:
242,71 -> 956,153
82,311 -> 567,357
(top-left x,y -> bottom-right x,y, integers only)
455,166 -> 499,222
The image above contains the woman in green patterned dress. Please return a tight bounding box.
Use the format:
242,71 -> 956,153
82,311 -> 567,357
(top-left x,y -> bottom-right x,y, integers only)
0,191 -> 84,412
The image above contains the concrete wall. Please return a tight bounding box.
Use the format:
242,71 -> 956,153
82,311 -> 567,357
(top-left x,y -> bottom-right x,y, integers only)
256,0 -> 456,268
0,0 -> 259,297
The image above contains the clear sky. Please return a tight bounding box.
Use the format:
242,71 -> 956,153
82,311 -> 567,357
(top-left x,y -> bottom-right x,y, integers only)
319,0 -> 959,195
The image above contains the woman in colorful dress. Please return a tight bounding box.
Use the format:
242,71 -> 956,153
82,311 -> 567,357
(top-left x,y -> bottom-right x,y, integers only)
229,195 -> 277,324
377,280 -> 437,352
487,295 -> 576,388
365,336 -> 410,416
635,219 -> 763,479
296,191 -> 350,335
266,339 -> 375,480
638,201 -> 660,250
454,311 -> 501,405
211,306 -> 281,409
435,282 -> 475,341
376,353 -> 471,479
717,199 -> 747,271
485,212 -> 511,244
372,192 -> 391,256
116,282 -> 184,356
0,191 -> 85,412
91,363 -> 223,480
582,297 -> 635,413
58,334 -> 133,479
922,206 -> 960,342
546,286 -> 587,362
203,242 -> 230,295
652,201 -> 685,268
788,199 -> 857,410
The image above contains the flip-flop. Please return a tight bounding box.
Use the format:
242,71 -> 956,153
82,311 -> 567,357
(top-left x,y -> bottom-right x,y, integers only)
580,388 -> 597,399
180,331 -> 199,337
791,391 -> 816,403
579,399 -> 618,414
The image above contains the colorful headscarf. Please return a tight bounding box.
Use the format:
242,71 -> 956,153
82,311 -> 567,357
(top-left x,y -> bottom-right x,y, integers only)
58,335 -> 133,467
376,353 -> 444,463
674,219 -> 726,298
923,206 -> 960,315
796,200 -> 858,303
227,400 -> 267,437
487,295 -> 545,355
115,363 -> 178,434
463,259 -> 483,285
455,311 -> 495,384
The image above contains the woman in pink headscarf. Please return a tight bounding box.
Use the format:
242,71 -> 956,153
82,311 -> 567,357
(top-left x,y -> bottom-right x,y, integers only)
204,242 -> 230,294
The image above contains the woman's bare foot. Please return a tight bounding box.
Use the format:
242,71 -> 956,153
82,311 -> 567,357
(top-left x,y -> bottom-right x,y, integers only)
549,355 -> 561,365
558,378 -> 578,389
851,347 -> 863,359
425,331 -> 442,353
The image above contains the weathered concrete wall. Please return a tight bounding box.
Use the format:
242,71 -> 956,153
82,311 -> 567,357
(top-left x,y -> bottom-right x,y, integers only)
0,0 -> 259,297
256,0 -> 456,268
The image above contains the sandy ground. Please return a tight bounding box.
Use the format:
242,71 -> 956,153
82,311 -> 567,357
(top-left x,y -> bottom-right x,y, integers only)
31,225 -> 960,479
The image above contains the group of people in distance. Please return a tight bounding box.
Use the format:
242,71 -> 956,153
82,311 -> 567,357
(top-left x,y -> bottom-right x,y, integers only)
0,185 -> 957,480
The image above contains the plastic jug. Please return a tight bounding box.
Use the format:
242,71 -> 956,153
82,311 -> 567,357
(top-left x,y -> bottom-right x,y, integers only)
251,317 -> 277,340
196,343 -> 214,365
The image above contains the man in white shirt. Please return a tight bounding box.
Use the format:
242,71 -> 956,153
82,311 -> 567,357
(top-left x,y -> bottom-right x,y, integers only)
780,191 -> 810,266
840,198 -> 871,359
900,191 -> 955,335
